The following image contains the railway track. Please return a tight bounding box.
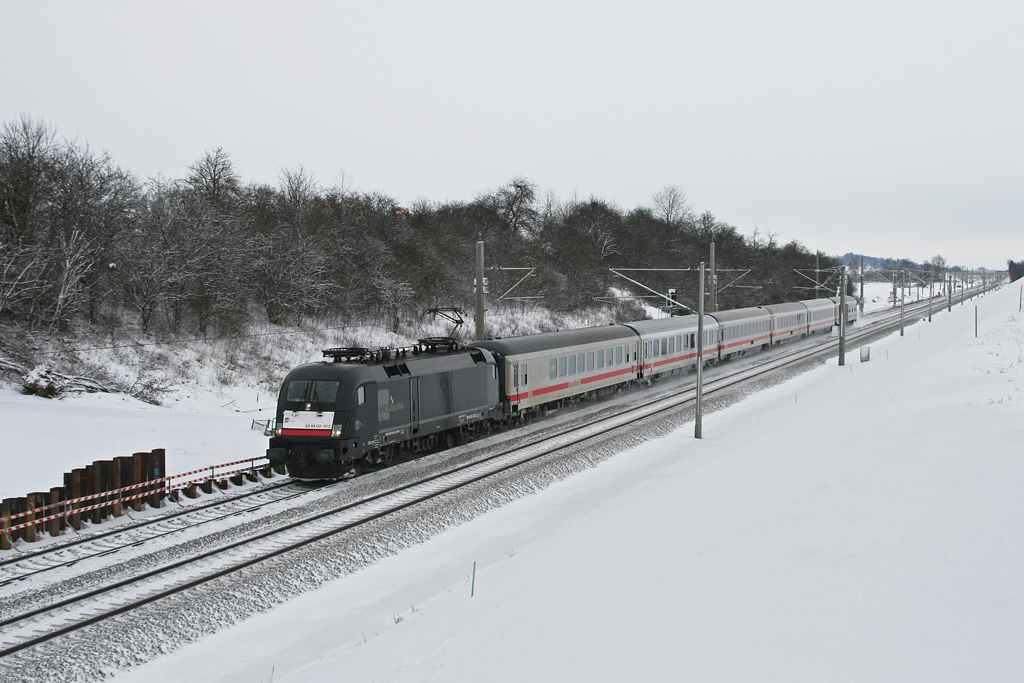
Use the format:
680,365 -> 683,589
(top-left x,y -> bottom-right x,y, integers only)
0,476 -> 319,589
0,282 -> 998,668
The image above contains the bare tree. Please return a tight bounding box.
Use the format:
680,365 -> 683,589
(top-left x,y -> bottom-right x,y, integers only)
651,184 -> 693,227
280,165 -> 317,209
186,148 -> 241,208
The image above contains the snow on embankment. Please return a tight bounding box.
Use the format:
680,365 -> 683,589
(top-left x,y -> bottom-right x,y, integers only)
113,285 -> 1023,682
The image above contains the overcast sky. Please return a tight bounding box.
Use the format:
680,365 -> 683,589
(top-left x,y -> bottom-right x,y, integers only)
2,1 -> 1021,269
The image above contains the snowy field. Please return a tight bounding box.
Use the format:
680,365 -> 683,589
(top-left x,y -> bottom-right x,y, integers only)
97,283 -> 1023,683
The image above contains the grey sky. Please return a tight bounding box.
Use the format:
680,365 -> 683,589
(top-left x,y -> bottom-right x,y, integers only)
2,0 -> 1021,269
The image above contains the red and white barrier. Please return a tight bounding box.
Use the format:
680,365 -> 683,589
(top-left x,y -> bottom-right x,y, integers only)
1,456 -> 270,538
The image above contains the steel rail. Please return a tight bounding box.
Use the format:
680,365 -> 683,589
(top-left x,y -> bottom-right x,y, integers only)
0,479 -> 310,588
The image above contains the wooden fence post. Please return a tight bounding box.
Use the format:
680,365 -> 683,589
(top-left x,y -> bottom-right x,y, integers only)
149,449 -> 166,508
1,499 -> 11,550
132,453 -> 147,511
69,468 -> 84,530
49,487 -> 64,536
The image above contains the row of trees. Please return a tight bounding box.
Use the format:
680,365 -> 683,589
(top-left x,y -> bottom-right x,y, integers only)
1,115 -> 843,340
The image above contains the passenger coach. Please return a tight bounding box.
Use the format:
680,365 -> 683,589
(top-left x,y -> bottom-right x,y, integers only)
470,326 -> 638,421
621,316 -> 719,380
760,302 -> 807,344
707,307 -> 772,360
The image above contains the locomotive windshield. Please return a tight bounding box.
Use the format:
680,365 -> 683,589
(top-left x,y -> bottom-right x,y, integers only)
282,380 -> 341,411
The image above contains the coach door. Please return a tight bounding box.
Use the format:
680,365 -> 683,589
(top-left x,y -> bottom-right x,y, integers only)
409,377 -> 420,434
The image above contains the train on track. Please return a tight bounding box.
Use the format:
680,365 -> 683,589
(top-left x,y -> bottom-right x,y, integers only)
268,296 -> 857,479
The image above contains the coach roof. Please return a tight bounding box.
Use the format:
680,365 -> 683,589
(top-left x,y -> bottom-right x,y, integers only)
470,325 -> 637,356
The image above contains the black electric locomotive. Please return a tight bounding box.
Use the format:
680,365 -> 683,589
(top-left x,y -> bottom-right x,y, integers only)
267,339 -> 502,479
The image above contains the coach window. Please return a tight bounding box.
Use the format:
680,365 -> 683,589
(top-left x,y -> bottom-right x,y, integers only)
568,354 -> 576,375
587,351 -> 594,371
549,357 -> 557,380
616,346 -> 623,364
660,338 -> 666,355
559,356 -> 567,377
357,385 -> 366,406
522,363 -> 528,385
607,348 -> 613,365
578,353 -> 586,372
597,349 -> 605,368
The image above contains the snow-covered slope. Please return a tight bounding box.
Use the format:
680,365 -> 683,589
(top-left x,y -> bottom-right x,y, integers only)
106,284 -> 1023,682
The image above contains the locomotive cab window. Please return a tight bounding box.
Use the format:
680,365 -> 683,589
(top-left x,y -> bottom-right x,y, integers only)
283,380 -> 340,411
357,385 -> 366,406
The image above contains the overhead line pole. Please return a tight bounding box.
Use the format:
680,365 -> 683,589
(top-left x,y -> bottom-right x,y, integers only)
839,265 -> 847,366
710,240 -> 717,312
474,240 -> 485,341
859,257 -> 864,315
900,269 -> 906,336
695,262 -> 705,439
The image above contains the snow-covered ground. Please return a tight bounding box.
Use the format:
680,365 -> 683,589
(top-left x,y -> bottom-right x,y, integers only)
95,284 -> 1023,682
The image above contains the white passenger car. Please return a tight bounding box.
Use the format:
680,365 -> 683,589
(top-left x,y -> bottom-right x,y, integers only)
707,307 -> 772,360
471,326 -> 639,416
621,315 -> 720,379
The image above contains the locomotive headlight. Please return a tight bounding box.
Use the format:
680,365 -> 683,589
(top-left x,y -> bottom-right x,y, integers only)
275,425 -> 283,436
331,425 -> 343,438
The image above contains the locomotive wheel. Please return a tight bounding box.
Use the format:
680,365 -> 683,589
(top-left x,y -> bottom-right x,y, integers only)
445,432 -> 456,449
383,445 -> 397,466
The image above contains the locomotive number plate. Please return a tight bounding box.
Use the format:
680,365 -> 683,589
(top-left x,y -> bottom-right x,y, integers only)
283,411 -> 335,430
